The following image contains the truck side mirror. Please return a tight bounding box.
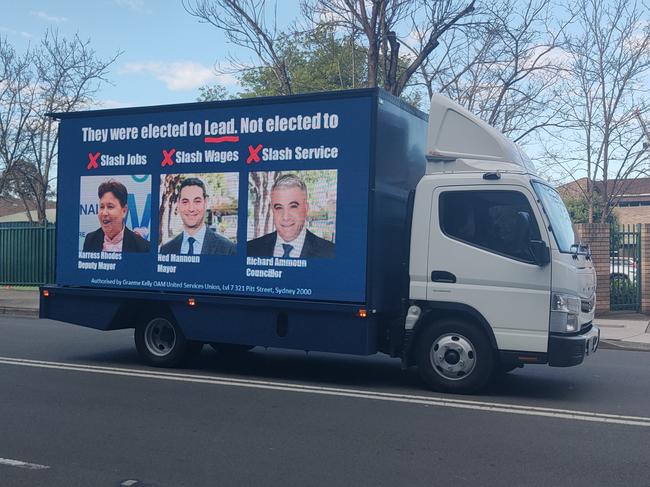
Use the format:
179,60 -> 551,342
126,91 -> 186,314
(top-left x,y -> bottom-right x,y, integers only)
530,240 -> 551,266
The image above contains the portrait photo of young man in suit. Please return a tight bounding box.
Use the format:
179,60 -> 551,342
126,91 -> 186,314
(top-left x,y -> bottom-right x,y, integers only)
160,177 -> 235,256
247,173 -> 335,259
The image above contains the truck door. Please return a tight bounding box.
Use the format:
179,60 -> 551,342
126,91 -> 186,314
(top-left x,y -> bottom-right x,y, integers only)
427,185 -> 552,352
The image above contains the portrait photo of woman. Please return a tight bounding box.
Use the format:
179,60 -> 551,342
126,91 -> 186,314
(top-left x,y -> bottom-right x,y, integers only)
82,180 -> 150,253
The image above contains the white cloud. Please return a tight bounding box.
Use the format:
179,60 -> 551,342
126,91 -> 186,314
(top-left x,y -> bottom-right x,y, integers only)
212,69 -> 239,88
0,26 -> 32,38
113,0 -> 150,13
527,45 -> 572,68
29,11 -> 68,23
121,61 -> 237,91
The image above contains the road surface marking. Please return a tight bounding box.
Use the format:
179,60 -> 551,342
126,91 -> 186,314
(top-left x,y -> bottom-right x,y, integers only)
1,356 -> 650,428
0,457 -> 50,470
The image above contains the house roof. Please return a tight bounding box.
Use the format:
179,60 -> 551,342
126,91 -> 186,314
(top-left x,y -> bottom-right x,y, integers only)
0,196 -> 26,218
0,197 -> 56,220
558,177 -> 650,204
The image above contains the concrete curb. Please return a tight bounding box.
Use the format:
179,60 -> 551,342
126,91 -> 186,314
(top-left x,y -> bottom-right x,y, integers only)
599,339 -> 650,352
0,307 -> 38,318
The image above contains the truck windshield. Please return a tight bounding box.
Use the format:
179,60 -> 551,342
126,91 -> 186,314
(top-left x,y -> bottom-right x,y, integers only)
531,181 -> 576,253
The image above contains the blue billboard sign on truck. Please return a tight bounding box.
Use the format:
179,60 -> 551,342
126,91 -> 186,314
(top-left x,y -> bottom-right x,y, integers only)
56,96 -> 372,303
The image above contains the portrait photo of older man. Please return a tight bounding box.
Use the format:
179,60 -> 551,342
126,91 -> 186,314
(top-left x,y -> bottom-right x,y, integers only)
247,172 -> 336,259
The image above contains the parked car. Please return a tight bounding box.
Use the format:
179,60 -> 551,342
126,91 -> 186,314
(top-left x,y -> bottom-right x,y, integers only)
610,257 -> 636,284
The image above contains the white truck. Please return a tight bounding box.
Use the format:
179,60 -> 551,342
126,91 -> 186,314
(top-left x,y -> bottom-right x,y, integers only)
41,88 -> 599,393
405,94 -> 598,392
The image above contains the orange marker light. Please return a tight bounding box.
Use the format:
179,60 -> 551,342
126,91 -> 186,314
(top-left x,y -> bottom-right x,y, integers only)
188,298 -> 196,307
356,309 -> 368,318
42,290 -> 50,297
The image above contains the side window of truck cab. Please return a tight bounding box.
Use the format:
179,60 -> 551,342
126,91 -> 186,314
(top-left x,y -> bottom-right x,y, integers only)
440,190 -> 542,263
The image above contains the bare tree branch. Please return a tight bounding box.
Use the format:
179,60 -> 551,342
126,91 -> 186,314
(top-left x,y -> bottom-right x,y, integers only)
550,0 -> 650,222
0,30 -> 119,222
184,0 -> 295,94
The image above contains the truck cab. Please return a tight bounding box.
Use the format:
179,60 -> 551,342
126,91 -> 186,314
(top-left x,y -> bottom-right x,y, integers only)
405,95 -> 599,393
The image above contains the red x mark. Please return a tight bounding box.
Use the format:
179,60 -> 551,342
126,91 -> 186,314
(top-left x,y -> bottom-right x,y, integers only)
246,144 -> 263,164
87,152 -> 100,170
161,148 -> 176,167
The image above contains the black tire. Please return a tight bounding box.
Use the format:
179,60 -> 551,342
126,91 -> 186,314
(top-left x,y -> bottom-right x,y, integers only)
210,343 -> 255,355
135,314 -> 202,368
498,363 -> 521,374
415,319 -> 496,394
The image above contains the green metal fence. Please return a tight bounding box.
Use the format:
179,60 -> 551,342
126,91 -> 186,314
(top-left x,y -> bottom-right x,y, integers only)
0,222 -> 55,285
610,224 -> 641,311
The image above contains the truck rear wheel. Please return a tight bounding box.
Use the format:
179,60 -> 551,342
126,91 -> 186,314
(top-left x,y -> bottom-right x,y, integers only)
135,315 -> 202,367
416,319 -> 495,394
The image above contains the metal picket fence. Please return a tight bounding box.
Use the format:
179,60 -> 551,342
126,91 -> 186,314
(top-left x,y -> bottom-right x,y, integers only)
0,222 -> 55,285
610,224 -> 641,311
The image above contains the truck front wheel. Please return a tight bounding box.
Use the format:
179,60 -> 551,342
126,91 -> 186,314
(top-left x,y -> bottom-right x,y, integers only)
135,315 -> 202,367
416,319 -> 495,394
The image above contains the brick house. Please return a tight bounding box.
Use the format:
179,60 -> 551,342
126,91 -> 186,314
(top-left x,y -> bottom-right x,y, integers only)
558,177 -> 650,225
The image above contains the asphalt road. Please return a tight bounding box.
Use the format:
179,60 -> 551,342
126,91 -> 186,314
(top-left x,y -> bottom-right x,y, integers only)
1,316 -> 649,487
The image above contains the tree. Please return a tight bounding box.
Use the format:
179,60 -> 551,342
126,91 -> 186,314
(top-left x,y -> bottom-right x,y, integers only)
28,31 -> 120,223
159,174 -> 181,240
301,0 -> 477,96
2,159 -> 43,222
547,0 -> 650,223
417,0 -> 570,144
0,38 -> 35,198
248,170 -> 277,237
186,0 -> 476,98
562,193 -> 613,224
197,83 -> 230,102
238,24 -> 369,96
0,30 -> 119,222
184,0 -> 295,95
196,22 -> 370,99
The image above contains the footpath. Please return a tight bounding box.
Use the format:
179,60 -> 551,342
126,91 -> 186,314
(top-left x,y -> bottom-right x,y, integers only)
1,287 -> 649,351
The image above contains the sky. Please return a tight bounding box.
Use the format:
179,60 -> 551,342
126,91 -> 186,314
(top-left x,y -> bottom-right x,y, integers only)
2,0 -> 301,109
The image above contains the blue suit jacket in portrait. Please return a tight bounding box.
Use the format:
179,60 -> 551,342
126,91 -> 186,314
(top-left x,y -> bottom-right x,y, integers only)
160,228 -> 236,255
246,230 -> 335,258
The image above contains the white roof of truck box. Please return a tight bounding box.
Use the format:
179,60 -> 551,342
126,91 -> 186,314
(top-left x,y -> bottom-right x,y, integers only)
426,94 -> 537,175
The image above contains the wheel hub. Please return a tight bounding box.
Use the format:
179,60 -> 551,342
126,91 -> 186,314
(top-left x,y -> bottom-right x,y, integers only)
444,349 -> 461,365
430,333 -> 476,381
144,318 -> 177,357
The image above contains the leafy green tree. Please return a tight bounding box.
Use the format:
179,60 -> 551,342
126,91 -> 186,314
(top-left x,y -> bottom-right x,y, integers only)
563,196 -> 590,224
185,0 -> 476,97
237,25 -> 368,97
197,23 -> 422,106
197,84 -> 230,102
562,195 -> 617,224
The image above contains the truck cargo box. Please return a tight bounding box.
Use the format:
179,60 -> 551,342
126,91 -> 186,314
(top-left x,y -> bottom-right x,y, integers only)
49,89 -> 426,327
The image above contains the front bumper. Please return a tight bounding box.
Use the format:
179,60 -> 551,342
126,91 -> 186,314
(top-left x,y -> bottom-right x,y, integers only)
548,325 -> 600,367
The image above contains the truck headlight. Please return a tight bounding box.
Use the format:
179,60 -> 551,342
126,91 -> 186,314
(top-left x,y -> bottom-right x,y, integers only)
550,293 -> 580,333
